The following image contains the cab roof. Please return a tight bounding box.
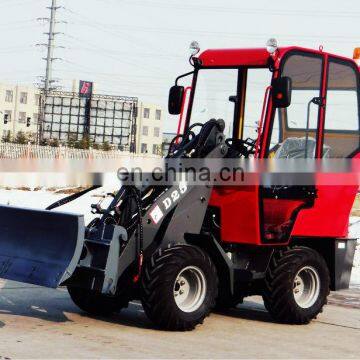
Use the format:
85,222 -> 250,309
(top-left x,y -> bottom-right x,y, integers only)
198,47 -> 270,67
197,46 -> 358,69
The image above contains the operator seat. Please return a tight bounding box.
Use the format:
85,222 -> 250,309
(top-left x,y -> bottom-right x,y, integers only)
274,137 -> 331,158
274,137 -> 316,158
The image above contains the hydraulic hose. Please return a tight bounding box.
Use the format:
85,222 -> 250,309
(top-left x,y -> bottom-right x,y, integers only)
46,185 -> 101,211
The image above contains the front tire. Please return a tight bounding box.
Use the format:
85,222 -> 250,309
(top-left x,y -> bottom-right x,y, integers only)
68,287 -> 129,316
141,245 -> 218,331
263,246 -> 330,324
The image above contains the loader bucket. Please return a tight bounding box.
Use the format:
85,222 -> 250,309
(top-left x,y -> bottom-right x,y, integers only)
0,205 -> 85,288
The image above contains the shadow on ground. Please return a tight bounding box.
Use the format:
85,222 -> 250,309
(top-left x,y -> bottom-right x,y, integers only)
0,285 -> 74,323
3,281 -> 359,330
9,282 -> 359,329
216,299 -> 274,323
0,282 -> 276,330
83,302 -> 154,330
0,281 -> 155,329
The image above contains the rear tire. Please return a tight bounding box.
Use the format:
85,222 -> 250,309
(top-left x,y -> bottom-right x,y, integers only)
263,246 -> 330,324
141,245 -> 218,331
68,287 -> 129,316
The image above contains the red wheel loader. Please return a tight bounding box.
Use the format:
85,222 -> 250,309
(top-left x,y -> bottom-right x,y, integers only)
0,40 -> 359,330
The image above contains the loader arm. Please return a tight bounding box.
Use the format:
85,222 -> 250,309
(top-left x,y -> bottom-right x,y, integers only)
65,118 -> 228,295
0,119 -> 227,297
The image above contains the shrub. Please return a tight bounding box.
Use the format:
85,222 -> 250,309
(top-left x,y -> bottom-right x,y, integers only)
2,131 -> 11,143
101,141 -> 111,151
49,138 -> 60,147
14,131 -> 28,144
67,134 -> 77,148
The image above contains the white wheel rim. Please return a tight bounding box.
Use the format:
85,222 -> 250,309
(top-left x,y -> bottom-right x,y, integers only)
293,266 -> 321,309
173,266 -> 207,313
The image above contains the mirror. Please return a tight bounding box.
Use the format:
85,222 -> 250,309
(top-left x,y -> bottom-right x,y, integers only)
272,76 -> 292,108
168,85 -> 184,115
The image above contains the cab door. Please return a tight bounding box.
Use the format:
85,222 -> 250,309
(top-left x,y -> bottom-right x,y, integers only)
262,51 -> 324,243
292,56 -> 360,237
209,67 -> 272,245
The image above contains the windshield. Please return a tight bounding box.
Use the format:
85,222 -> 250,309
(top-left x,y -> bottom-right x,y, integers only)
191,69 -> 238,138
189,68 -> 272,140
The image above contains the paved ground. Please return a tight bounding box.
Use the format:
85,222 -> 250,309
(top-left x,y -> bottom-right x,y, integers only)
0,280 -> 359,359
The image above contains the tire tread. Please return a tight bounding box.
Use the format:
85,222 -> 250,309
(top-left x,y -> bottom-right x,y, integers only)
141,244 -> 218,331
263,246 -> 330,324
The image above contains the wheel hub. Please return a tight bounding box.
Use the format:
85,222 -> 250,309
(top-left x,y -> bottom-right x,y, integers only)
173,266 -> 207,313
293,266 -> 320,309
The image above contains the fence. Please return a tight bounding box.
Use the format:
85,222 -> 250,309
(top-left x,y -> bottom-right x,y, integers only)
0,143 -> 148,159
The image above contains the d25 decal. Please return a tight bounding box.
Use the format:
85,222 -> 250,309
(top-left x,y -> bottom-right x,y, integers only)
149,183 -> 188,224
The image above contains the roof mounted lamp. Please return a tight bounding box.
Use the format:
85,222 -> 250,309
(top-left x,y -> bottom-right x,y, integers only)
189,41 -> 200,66
266,38 -> 278,55
189,41 -> 200,56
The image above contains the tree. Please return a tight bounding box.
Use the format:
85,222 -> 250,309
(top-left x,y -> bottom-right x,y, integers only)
27,132 -> 37,145
39,138 -> 49,146
153,144 -> 161,156
75,135 -> 90,149
101,141 -> 111,151
67,134 -> 77,148
2,131 -> 11,143
14,131 -> 28,144
49,138 -> 60,147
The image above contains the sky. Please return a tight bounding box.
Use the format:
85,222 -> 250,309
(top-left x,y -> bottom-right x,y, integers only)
0,0 -> 359,132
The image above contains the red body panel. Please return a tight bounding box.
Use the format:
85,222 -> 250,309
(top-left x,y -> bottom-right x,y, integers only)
198,46 -> 359,70
199,48 -> 270,68
209,186 -> 261,245
291,185 -> 357,238
264,199 -> 304,228
292,155 -> 360,238
210,183 -> 357,245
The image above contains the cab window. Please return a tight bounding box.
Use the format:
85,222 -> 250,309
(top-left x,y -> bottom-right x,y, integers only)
323,58 -> 360,158
191,69 -> 238,137
268,52 -> 323,158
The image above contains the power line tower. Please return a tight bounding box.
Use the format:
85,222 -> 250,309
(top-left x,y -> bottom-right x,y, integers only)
45,0 -> 58,93
36,0 -> 63,143
38,0 -> 62,94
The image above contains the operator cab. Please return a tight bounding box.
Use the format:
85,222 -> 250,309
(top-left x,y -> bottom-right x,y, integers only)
168,40 -> 360,245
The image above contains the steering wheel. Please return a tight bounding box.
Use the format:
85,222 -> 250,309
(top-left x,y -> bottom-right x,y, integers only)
225,138 -> 256,158
168,119 -> 225,158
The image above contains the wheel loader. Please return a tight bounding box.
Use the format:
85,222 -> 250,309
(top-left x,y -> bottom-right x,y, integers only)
0,40 -> 359,330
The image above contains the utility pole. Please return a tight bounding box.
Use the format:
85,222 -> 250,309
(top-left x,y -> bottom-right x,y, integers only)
36,0 -> 62,143
43,0 -> 61,95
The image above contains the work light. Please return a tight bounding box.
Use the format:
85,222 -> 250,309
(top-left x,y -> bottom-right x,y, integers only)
189,41 -> 200,56
266,38 -> 278,54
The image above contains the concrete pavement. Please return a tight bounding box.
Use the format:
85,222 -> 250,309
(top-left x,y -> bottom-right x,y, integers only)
0,279 -> 359,359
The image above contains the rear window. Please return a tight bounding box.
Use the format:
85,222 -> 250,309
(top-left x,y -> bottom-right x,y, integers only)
323,58 -> 360,158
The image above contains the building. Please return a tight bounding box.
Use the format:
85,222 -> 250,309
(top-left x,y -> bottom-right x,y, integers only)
136,102 -> 163,155
0,82 -> 163,154
42,90 -> 138,151
0,83 -> 40,141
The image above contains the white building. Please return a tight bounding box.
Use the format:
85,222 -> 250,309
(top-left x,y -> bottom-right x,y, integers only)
0,82 -> 163,153
136,102 -> 163,155
0,83 -> 40,140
